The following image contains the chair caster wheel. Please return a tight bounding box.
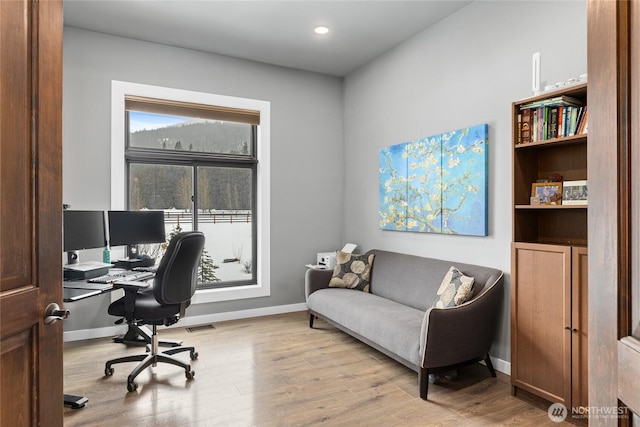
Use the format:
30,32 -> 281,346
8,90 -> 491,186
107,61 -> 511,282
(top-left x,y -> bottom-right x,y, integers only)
186,370 -> 195,380
127,381 -> 138,392
105,367 -> 114,377
190,351 -> 198,360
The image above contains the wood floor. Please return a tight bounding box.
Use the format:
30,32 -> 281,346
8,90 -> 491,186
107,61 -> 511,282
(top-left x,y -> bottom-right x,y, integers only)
63,311 -> 566,426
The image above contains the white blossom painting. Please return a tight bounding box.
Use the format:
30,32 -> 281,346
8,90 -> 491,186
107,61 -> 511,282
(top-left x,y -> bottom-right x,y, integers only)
379,124 -> 488,236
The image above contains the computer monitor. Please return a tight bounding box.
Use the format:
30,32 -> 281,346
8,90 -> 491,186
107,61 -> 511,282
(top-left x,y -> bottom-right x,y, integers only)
63,210 -> 107,265
108,210 -> 166,259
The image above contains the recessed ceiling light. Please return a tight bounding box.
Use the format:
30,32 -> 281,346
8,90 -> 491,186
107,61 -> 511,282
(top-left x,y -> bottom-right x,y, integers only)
314,26 -> 329,35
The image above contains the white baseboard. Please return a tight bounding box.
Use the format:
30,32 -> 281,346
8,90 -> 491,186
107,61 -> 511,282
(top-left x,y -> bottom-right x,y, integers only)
492,356 -> 511,376
178,302 -> 309,328
480,356 -> 511,376
63,302 -> 309,342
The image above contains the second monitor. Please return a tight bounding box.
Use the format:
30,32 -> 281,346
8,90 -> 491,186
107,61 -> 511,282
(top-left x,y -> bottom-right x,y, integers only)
108,210 -> 166,266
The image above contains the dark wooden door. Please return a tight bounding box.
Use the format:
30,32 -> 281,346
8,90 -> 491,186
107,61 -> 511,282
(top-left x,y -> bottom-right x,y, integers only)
0,0 -> 64,425
588,0 -> 640,423
618,0 -> 640,418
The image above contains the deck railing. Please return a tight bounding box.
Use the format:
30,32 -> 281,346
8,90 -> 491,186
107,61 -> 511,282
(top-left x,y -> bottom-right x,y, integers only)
163,210 -> 252,224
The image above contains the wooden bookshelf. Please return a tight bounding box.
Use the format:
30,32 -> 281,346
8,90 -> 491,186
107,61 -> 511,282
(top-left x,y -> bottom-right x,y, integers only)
510,83 -> 589,418
514,133 -> 586,149
512,83 -> 588,239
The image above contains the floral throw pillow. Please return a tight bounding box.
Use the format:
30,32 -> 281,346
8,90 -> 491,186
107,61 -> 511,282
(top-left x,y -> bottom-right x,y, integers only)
434,266 -> 475,308
328,251 -> 375,292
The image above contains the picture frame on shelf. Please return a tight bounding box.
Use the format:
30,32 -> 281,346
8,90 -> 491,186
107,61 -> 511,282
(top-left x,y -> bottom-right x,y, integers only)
562,180 -> 588,205
531,182 -> 563,205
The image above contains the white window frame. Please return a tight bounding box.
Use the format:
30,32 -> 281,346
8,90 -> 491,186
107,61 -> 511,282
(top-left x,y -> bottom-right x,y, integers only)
111,80 -> 270,303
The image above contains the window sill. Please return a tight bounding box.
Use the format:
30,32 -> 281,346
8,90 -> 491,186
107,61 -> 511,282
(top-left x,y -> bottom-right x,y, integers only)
191,283 -> 270,304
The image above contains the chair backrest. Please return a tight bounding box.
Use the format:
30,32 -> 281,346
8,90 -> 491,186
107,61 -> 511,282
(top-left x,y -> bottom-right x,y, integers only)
153,231 -> 205,306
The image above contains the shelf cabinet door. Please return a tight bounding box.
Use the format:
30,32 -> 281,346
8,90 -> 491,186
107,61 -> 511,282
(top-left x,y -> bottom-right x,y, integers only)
571,247 -> 588,412
511,242 -> 572,406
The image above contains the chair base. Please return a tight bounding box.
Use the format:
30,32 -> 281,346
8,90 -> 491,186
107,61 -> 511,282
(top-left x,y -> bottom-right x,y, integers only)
105,325 -> 197,392
113,322 -> 182,347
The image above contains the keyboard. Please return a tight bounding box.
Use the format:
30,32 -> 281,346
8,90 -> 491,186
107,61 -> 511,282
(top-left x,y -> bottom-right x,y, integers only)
88,271 -> 155,284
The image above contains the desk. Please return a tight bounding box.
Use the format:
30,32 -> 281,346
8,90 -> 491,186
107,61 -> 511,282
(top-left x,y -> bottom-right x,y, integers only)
64,272 -> 182,349
62,268 -> 154,301
63,287 -> 104,302
62,274 -> 150,408
63,274 -> 166,346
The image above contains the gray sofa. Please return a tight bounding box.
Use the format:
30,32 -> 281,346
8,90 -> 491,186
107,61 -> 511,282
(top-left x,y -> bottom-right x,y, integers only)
305,249 -> 504,400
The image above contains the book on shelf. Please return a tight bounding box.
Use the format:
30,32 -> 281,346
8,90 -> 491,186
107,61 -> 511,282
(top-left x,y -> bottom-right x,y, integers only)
568,107 -> 579,136
518,102 -> 587,143
548,107 -> 559,139
575,106 -> 588,135
574,106 -> 585,133
518,95 -> 583,110
557,106 -> 564,137
577,107 -> 588,134
520,108 -> 532,144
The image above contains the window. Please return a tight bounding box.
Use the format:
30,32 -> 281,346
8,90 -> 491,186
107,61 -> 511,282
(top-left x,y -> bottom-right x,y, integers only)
112,81 -> 270,302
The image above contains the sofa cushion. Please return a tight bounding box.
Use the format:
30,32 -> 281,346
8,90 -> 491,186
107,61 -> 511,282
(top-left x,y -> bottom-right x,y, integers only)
367,250 -> 452,310
307,288 -> 423,366
433,266 -> 475,308
328,251 -> 375,292
366,250 -> 501,311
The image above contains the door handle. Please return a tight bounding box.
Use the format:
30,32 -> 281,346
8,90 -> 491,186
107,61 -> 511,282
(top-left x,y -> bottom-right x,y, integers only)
44,303 -> 70,324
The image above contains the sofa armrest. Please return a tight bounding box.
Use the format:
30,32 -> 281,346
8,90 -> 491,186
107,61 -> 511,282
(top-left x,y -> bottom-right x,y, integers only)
305,268 -> 334,300
419,273 -> 504,369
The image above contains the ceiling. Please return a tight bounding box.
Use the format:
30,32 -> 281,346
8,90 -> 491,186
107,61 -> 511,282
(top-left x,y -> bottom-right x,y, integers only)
63,0 -> 473,77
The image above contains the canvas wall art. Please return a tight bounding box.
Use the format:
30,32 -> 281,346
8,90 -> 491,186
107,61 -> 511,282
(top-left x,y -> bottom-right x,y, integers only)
379,124 -> 488,236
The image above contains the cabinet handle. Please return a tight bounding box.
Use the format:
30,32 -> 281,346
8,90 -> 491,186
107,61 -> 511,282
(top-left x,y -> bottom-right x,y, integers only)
564,326 -> 571,330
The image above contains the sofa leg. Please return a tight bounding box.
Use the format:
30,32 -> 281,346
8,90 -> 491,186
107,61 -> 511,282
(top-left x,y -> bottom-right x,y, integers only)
309,313 -> 315,328
485,354 -> 497,377
419,367 -> 429,400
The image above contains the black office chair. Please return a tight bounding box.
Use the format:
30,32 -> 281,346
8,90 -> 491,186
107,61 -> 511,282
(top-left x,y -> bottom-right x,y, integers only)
104,231 -> 205,392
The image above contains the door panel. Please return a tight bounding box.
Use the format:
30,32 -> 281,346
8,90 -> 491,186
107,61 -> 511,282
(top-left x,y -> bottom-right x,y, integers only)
0,0 -> 63,425
511,242 -> 572,406
0,0 -> 32,291
571,247 -> 588,412
619,0 -> 640,418
618,337 -> 640,415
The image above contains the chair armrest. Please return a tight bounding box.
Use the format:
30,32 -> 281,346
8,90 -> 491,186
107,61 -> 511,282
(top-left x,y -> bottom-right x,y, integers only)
420,273 -> 504,369
112,280 -> 151,291
112,281 -> 151,320
305,268 -> 333,300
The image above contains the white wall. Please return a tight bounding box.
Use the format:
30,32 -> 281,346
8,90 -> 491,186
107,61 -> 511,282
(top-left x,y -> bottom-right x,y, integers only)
62,27 -> 344,330
343,0 -> 587,364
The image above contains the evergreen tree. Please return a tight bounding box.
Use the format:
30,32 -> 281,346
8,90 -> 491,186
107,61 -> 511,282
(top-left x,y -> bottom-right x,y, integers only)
167,223 -> 219,283
198,249 -> 220,283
